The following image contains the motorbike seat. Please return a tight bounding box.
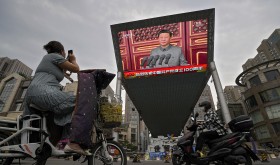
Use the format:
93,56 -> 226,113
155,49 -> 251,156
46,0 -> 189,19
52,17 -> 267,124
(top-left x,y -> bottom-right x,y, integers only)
29,103 -> 49,115
208,132 -> 240,145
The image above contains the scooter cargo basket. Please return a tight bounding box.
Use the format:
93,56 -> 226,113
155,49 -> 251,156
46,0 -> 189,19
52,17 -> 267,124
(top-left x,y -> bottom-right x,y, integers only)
228,115 -> 253,132
99,97 -> 122,128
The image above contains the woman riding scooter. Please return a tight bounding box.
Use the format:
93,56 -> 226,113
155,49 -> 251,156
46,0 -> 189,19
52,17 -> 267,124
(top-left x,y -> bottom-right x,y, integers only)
194,101 -> 227,157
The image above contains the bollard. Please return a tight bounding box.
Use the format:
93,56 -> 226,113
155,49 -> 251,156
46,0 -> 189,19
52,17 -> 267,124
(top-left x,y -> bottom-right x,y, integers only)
260,152 -> 269,162
164,155 -> 170,163
132,154 -> 141,163
144,153 -> 149,160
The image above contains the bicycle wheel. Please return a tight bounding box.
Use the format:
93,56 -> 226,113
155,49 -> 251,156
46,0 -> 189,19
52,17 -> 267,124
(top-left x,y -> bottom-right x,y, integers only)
91,140 -> 127,165
273,149 -> 279,157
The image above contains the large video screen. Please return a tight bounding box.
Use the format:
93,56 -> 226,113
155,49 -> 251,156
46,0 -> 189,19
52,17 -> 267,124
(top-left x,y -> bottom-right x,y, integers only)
111,9 -> 214,137
111,9 -> 214,79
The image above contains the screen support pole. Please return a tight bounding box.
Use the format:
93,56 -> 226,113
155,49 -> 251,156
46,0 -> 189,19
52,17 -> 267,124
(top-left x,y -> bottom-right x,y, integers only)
112,71 -> 122,142
210,61 -> 231,125
116,71 -> 122,103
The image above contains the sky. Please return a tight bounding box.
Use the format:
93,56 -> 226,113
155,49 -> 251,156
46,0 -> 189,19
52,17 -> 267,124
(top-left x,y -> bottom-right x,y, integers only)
1,0 -> 280,106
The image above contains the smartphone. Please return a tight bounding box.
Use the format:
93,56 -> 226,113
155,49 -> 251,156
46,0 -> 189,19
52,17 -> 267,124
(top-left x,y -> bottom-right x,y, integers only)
66,50 -> 73,60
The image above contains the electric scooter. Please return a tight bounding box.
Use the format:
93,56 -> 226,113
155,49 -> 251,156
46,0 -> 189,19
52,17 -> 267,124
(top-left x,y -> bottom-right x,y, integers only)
172,113 -> 260,165
0,69 -> 127,165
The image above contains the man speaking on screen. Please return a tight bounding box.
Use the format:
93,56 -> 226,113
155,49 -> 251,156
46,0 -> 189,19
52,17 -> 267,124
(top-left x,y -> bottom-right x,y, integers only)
148,29 -> 188,68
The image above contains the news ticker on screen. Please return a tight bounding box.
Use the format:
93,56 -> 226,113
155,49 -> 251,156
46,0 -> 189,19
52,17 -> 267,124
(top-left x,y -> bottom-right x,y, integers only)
124,64 -> 207,79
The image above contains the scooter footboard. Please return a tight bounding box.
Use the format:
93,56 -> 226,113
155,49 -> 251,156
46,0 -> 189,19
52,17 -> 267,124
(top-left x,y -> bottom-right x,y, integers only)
0,153 -> 27,158
207,148 -> 231,159
0,143 -> 40,158
224,155 -> 246,163
232,146 -> 246,155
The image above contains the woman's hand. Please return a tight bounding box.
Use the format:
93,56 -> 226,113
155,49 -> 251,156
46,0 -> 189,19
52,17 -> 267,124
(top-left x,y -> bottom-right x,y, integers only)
68,53 -> 77,63
59,53 -> 80,73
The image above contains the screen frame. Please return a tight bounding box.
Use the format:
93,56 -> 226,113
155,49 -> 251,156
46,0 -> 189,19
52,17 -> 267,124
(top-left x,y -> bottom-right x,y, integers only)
111,8 -> 215,80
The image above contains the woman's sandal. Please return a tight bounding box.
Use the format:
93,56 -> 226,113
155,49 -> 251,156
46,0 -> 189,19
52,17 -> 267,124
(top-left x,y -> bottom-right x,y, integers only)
64,144 -> 87,156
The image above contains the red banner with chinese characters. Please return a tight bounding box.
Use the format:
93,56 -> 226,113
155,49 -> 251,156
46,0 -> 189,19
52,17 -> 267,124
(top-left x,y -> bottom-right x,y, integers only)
124,64 -> 207,79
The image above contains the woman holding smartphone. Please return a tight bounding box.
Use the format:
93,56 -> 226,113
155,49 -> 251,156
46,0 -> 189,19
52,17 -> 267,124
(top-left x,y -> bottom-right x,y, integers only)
23,41 -> 87,155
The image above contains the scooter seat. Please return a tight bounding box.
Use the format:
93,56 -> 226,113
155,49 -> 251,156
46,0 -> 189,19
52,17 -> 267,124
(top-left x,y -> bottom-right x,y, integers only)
29,104 -> 49,112
208,132 -> 240,144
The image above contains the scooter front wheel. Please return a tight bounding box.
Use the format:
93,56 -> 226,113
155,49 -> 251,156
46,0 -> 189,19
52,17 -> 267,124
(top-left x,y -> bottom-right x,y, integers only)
244,155 -> 252,165
90,140 -> 127,165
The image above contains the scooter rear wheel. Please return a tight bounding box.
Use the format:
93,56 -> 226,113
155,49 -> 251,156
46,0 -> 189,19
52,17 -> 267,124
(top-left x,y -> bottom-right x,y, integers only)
0,134 -> 18,165
171,155 -> 187,165
222,155 -> 252,165
1,158 -> 14,165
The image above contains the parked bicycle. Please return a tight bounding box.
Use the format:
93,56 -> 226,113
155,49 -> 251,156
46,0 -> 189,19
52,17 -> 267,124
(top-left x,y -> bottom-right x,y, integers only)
262,144 -> 280,157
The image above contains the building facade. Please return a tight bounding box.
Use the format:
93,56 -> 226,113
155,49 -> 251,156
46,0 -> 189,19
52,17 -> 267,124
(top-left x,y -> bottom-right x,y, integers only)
242,29 -> 280,70
0,57 -> 33,80
0,73 -> 30,117
217,85 -> 247,120
124,93 -> 149,152
236,29 -> 280,147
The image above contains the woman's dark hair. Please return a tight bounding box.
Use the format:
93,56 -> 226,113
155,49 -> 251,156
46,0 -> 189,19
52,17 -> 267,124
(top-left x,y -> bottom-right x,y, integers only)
43,41 -> 64,54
